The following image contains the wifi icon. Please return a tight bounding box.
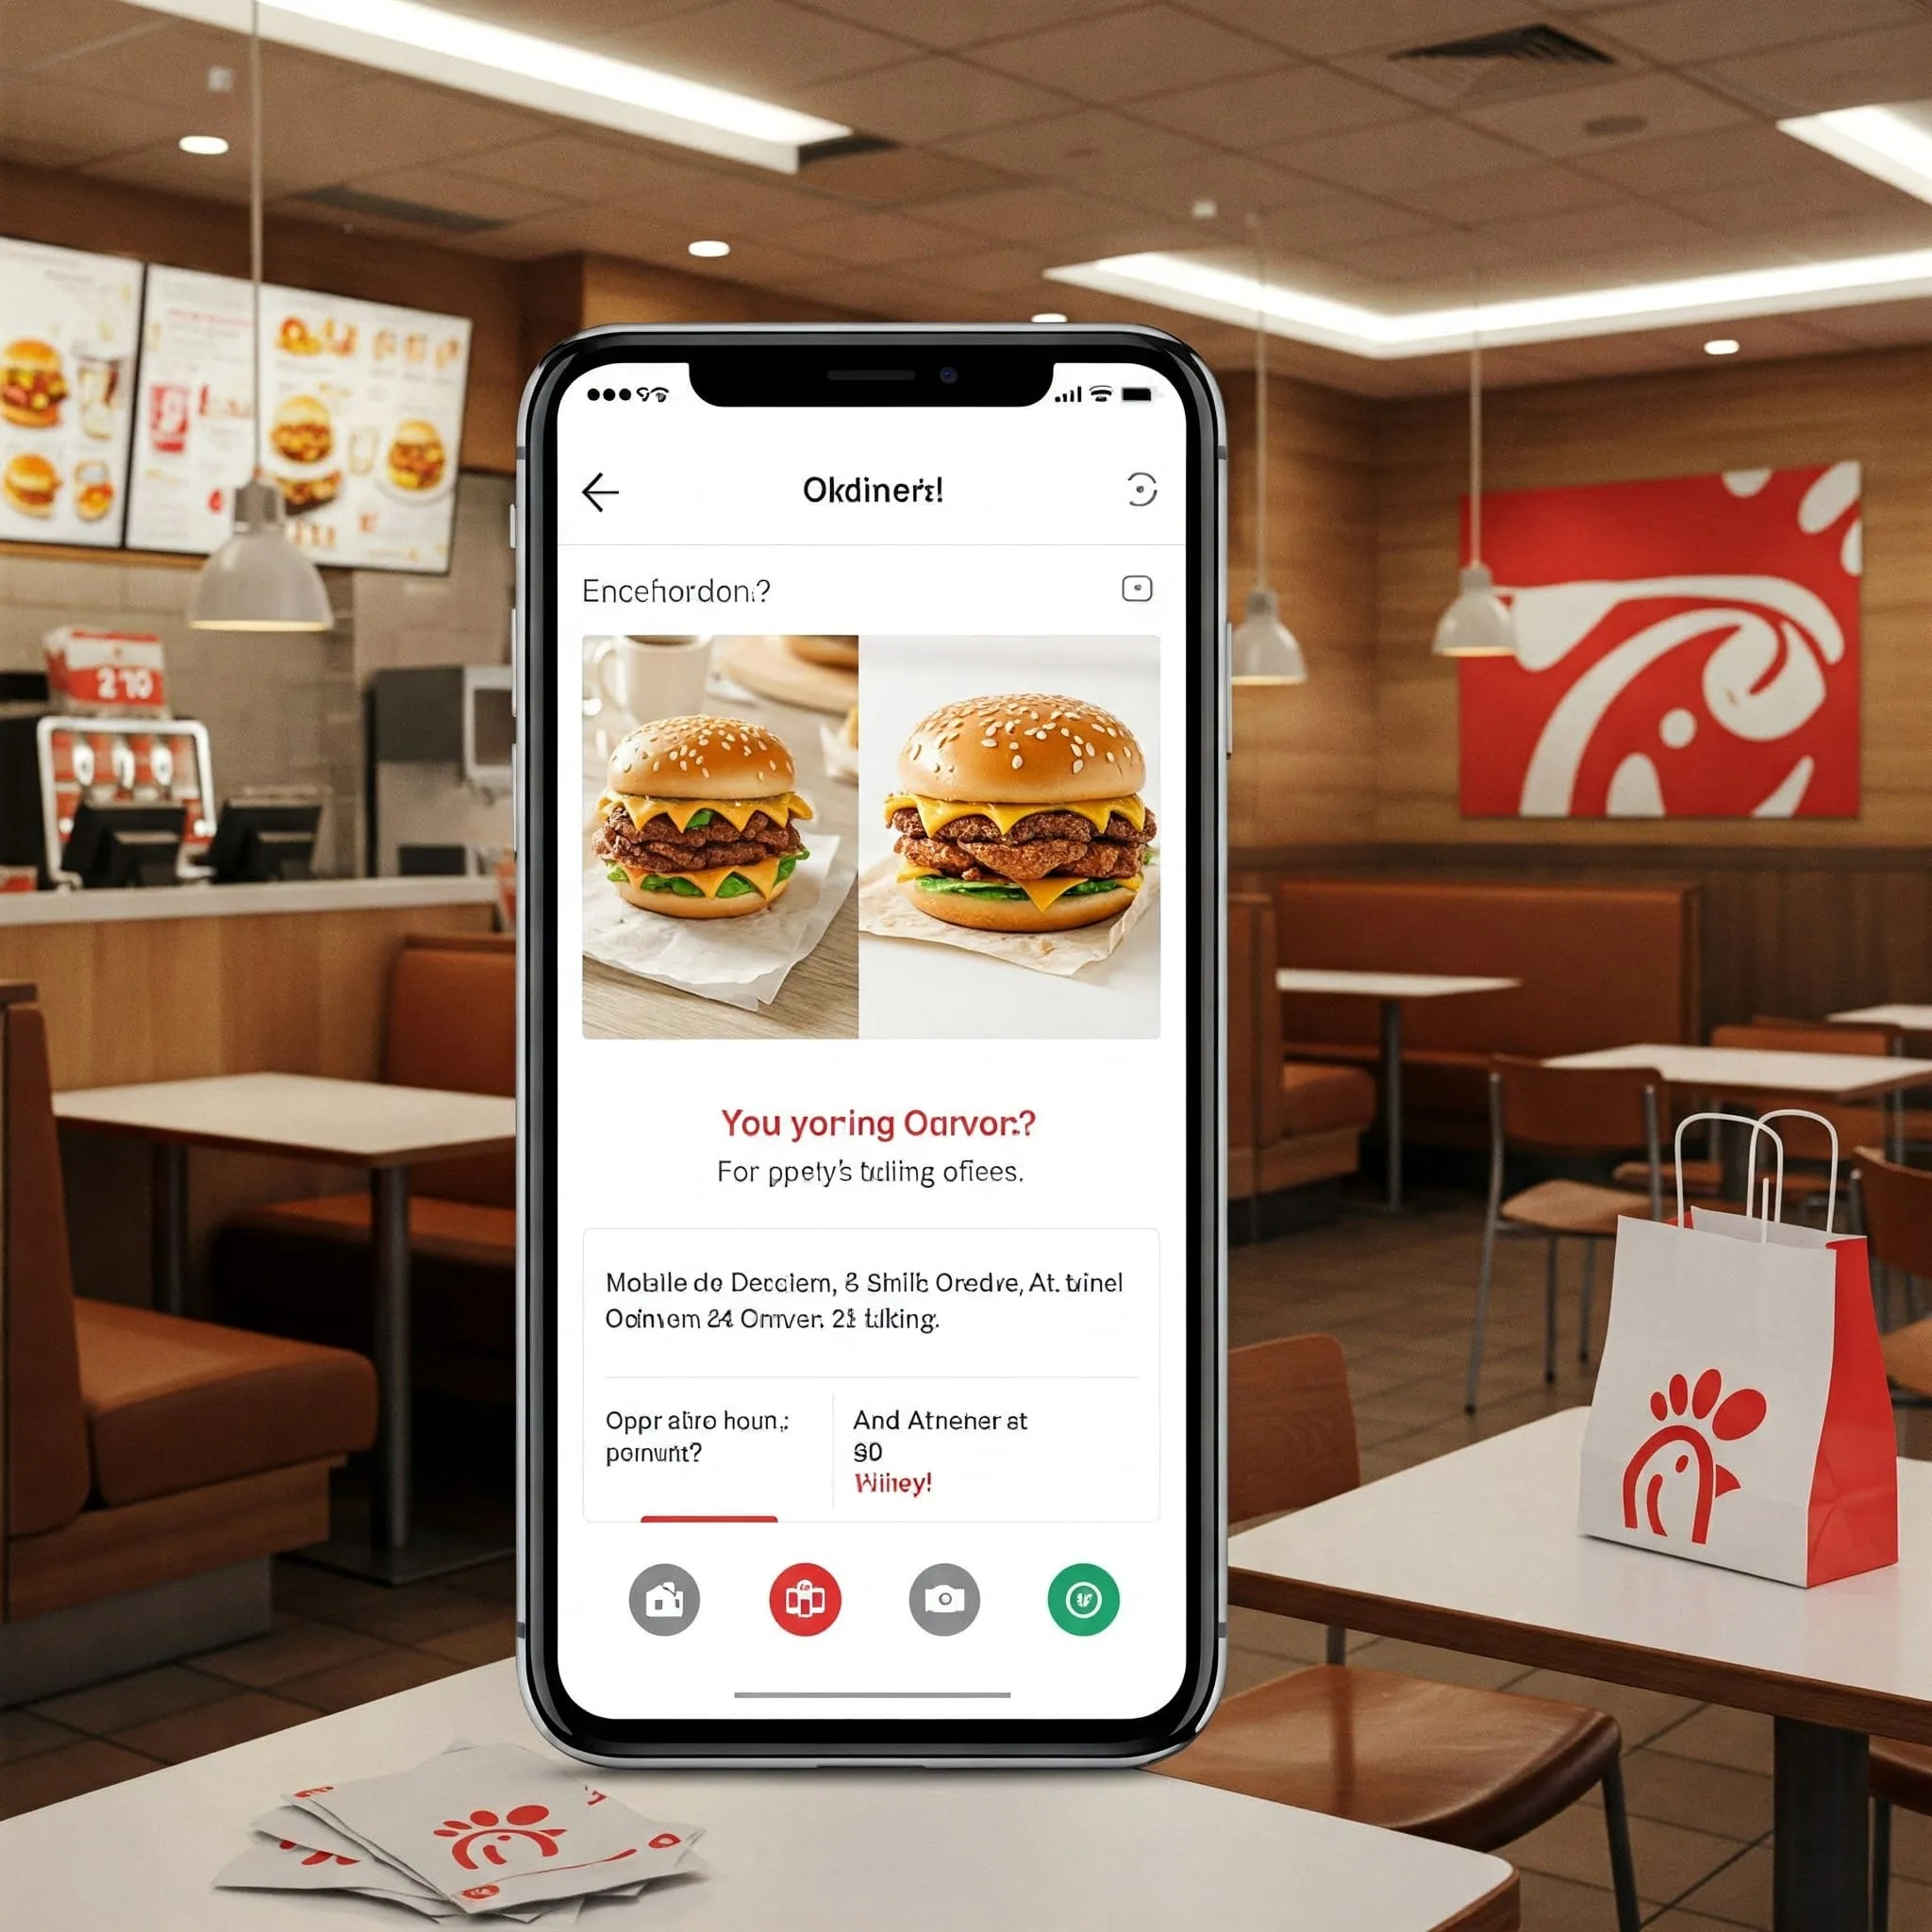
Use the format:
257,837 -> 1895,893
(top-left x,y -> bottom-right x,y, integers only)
1090,384 -> 1115,402
641,386 -> 669,402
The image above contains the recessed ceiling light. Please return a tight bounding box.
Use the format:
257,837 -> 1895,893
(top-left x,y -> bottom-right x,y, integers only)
1032,311 -> 1068,323
1781,104 -> 1932,208
688,239 -> 730,258
1704,338 -> 1740,356
1044,248 -> 1932,358
178,134 -> 229,156
125,0 -> 850,173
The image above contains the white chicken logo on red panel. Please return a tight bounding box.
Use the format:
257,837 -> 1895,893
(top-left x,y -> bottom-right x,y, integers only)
1458,463 -> 1861,821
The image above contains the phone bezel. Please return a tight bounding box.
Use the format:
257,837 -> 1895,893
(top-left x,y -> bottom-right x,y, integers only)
516,324 -> 1226,1765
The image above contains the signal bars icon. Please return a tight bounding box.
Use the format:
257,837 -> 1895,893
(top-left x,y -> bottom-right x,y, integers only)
1053,385 -> 1083,403
1053,384 -> 1114,403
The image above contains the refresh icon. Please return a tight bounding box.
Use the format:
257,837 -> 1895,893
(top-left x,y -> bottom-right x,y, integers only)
1126,472 -> 1158,506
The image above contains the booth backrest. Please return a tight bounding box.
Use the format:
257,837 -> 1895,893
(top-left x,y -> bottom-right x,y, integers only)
1228,895 -> 1285,1154
1274,878 -> 1700,1059
383,935 -> 515,1208
3,987 -> 92,1553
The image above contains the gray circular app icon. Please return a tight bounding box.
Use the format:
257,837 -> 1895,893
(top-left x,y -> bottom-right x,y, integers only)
628,1563 -> 700,1636
908,1563 -> 979,1635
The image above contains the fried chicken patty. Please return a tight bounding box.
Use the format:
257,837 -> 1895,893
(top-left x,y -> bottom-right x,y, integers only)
597,801 -> 804,874
891,802 -> 1154,885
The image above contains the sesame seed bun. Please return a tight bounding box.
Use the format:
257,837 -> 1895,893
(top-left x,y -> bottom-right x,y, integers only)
6,338 -> 59,371
615,874 -> 793,919
785,634 -> 858,670
607,715 -> 796,800
3,452 -> 58,517
898,878 -> 1136,932
896,693 -> 1145,804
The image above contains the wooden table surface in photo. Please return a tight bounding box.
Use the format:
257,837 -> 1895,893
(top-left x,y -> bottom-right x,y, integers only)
0,1660 -> 1520,1931
1274,969 -> 1522,1211
54,1072 -> 516,1584
1231,1408 -> 1932,1932
1831,1005 -> 1932,1035
1545,1042 -> 1932,1100
581,685 -> 858,1041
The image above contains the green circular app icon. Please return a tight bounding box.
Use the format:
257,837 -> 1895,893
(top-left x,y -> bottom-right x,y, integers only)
1048,1562 -> 1119,1636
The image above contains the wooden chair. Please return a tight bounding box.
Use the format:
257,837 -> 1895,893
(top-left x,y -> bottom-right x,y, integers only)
1158,1336 -> 1640,1931
1852,1145 -> 1932,1382
1466,1058 -> 1661,1414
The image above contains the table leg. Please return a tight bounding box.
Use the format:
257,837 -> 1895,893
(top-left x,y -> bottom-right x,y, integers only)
1772,1717 -> 1868,1932
370,1164 -> 411,1552
1381,999 -> 1404,1212
151,1142 -> 189,1317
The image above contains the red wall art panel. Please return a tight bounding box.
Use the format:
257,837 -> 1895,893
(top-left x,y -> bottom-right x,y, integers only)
1457,463 -> 1861,820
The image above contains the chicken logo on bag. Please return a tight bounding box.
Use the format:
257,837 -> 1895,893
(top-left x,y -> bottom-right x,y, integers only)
1622,1369 -> 1767,1544
434,1804 -> 566,1869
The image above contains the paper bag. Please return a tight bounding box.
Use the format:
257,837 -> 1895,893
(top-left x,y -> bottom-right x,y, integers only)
1579,1110 -> 1896,1587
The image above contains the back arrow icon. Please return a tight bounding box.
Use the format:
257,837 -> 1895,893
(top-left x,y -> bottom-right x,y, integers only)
583,473 -> 618,511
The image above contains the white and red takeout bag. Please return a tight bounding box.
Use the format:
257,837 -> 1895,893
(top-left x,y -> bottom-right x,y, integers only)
1579,1111 -> 1896,1588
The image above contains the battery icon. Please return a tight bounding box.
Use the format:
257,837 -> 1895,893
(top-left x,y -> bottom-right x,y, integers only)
1122,386 -> 1153,401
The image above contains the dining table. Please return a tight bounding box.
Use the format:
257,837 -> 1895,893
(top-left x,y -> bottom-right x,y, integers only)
1274,969 -> 1520,1210
53,1070 -> 516,1585
1230,1407 -> 1931,1932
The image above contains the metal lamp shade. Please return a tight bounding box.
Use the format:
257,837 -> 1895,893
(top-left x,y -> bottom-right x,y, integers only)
1231,585 -> 1307,685
188,479 -> 334,632
1431,563 -> 1517,659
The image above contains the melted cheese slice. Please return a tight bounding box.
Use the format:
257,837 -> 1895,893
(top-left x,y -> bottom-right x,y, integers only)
897,863 -> 1142,912
883,792 -> 1143,837
600,791 -> 813,834
611,854 -> 792,899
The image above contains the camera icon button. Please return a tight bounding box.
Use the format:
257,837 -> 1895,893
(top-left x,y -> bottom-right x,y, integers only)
908,1563 -> 980,1635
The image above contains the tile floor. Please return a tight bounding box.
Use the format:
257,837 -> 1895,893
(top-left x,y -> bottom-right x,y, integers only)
4,1198 -> 1927,1930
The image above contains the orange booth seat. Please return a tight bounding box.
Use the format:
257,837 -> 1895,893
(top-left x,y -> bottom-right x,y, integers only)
211,933 -> 515,1403
2,984 -> 375,1702
1230,894 -> 1376,1198
1274,878 -> 1701,1149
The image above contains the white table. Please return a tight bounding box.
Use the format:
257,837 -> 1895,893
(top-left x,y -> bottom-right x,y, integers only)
1231,1408 -> 1932,1932
1547,1041 -> 1932,1173
55,1073 -> 516,1582
1832,1005 -> 1932,1034
0,1659 -> 1520,1930
1275,970 -> 1521,1210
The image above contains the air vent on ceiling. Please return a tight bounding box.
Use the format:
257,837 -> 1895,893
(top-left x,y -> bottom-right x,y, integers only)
1391,24 -> 1615,67
296,185 -> 505,233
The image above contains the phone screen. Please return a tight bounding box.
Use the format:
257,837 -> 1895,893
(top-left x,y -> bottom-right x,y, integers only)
520,331 -> 1223,1759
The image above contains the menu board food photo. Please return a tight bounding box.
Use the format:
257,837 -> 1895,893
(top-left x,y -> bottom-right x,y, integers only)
0,237 -> 142,548
127,265 -> 471,573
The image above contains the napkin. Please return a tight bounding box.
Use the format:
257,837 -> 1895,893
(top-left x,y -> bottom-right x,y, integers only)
582,834 -> 854,1010
857,854 -> 1158,977
214,1742 -> 703,1921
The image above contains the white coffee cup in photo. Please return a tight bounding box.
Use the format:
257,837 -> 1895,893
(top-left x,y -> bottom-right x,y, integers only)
588,634 -> 713,725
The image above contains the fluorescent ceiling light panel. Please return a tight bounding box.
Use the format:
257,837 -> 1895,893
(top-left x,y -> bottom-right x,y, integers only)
124,0 -> 850,171
1044,248 -> 1932,358
1780,105 -> 1932,208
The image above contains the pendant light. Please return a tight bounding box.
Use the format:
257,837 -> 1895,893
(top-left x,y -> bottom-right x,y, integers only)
1431,306 -> 1515,660
1230,221 -> 1307,686
190,1 -> 332,632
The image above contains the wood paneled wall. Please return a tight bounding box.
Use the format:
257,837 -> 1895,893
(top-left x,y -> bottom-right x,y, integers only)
1222,368 -> 1379,849
1373,344 -> 1932,848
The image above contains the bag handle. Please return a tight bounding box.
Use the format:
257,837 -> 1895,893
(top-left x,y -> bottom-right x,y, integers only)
1674,1111 -> 1784,1241
1754,1108 -> 1840,1236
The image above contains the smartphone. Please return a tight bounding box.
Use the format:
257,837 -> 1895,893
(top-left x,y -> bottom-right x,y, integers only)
516,325 -> 1225,1764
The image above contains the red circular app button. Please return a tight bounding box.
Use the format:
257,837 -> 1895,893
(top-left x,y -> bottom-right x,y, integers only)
769,1562 -> 841,1635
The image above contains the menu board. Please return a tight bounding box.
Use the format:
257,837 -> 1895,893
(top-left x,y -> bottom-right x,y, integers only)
126,266 -> 471,573
0,238 -> 142,549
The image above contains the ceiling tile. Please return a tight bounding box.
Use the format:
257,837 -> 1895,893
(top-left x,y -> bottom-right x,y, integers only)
937,106 -> 1220,187
20,1 -> 169,70
435,0 -> 722,39
1473,196 -> 1720,269
1383,161 -> 1627,224
1701,21 -> 1932,115
83,140 -> 257,204
1314,224 -> 1520,287
1462,70 -> 1750,157
1586,0 -> 1923,66
917,244 -> 1057,291
674,234 -> 849,284
1254,182 -> 1440,250
1174,0 -> 1557,59
790,56 -> 1068,142
920,183 -> 1150,242
1265,114 -> 1532,193
33,20 -> 362,117
777,208 -> 989,265
446,134 -> 721,201
970,7 -> 1285,105
0,75 -> 192,165
609,171 -> 844,237
1132,61 -> 1418,149
597,1 -> 918,93
0,133 -> 102,172
1659,163 -> 1917,233
799,0 -> 1126,54
1573,120 -> 1833,193
455,205 -> 691,260
1795,295 -> 1932,344
794,146 -> 1019,204
338,166 -> 565,224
